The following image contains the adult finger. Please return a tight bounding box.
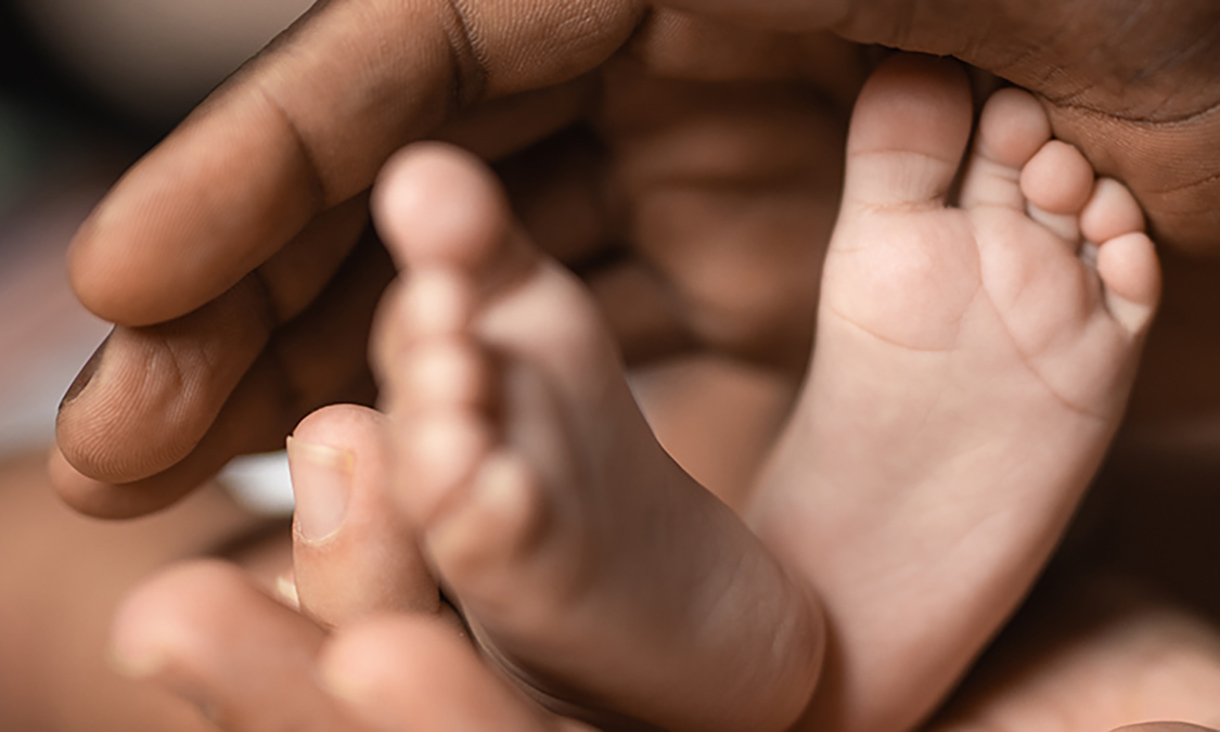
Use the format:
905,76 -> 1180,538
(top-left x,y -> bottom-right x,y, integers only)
57,78 -> 596,496
110,560 -> 365,732
288,404 -> 449,628
53,235 -> 392,517
320,616 -> 586,732
671,0 -> 1220,254
69,0 -> 647,328
56,196 -> 371,485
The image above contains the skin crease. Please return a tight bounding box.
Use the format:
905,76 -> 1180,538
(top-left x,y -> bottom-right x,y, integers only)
52,0 -> 1220,520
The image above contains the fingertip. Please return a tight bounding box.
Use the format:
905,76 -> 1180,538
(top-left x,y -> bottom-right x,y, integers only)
48,442 -> 202,519
108,560 -> 247,680
292,404 -> 389,453
48,443 -> 88,506
289,403 -> 442,626
110,558 -> 343,730
67,213 -> 144,325
319,615 -> 550,732
317,616 -> 482,722
316,616 -> 409,708
48,444 -> 135,518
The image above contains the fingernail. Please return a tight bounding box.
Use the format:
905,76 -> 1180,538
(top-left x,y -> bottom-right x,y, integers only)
287,436 -> 354,544
60,332 -> 111,409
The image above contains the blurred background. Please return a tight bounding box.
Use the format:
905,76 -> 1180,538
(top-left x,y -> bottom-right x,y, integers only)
0,5 -> 315,729
0,0 -> 309,479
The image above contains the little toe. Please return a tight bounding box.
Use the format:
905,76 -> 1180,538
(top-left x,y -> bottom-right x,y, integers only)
842,54 -> 973,211
1097,231 -> 1161,335
1077,176 -> 1160,334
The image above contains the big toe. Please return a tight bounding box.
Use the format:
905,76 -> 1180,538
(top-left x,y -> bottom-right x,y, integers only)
372,142 -> 513,272
842,54 -> 973,211
288,404 -> 448,628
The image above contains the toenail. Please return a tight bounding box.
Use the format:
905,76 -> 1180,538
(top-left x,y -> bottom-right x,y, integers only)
286,437 -> 355,544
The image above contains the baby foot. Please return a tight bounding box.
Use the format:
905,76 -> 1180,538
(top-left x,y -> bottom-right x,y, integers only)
370,143 -> 821,732
750,55 -> 1160,732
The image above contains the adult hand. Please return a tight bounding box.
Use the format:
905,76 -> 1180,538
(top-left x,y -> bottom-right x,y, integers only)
111,561 -> 589,732
55,0 -> 1220,517
110,562 -> 1220,732
106,371 -> 1220,730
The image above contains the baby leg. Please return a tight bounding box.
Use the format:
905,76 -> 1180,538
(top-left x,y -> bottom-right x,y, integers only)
372,143 -> 821,731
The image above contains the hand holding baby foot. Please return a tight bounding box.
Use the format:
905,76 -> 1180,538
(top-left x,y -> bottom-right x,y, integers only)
244,58 -> 1159,732
54,0 -> 1219,520
109,400 -> 590,732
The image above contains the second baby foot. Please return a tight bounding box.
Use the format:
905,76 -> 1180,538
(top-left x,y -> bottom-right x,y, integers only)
751,55 -> 1161,732
370,143 -> 821,732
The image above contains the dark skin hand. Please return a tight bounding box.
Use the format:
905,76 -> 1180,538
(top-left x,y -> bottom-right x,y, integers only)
54,0 -> 1220,517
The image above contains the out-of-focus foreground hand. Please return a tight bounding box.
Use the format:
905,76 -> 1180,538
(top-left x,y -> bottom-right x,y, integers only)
54,0 -> 1220,517
111,563 -> 1220,732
